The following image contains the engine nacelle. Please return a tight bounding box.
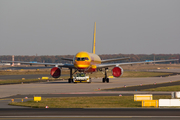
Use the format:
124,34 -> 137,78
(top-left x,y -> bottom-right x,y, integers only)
50,67 -> 61,78
112,66 -> 123,77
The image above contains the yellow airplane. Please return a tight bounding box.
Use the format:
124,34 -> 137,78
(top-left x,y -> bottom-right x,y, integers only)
2,22 -> 179,83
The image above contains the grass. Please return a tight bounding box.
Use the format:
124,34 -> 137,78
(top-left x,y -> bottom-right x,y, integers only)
0,69 -> 69,75
122,71 -> 174,77
0,76 -> 69,85
9,95 -> 171,108
122,64 -> 180,71
141,85 -> 180,91
0,79 -> 58,85
88,71 -> 174,78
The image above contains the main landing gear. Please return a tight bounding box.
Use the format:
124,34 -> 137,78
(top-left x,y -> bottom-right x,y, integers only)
102,68 -> 109,83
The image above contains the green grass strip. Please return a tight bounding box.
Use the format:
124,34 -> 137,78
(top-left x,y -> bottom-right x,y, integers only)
0,77 -> 69,85
9,95 -> 171,108
88,71 -> 174,78
141,85 -> 180,91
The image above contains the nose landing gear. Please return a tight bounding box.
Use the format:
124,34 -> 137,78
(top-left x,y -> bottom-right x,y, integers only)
68,68 -> 77,83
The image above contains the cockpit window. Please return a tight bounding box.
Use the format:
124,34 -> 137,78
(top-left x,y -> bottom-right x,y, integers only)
85,57 -> 89,60
76,57 -> 81,61
75,57 -> 89,61
81,58 -> 85,61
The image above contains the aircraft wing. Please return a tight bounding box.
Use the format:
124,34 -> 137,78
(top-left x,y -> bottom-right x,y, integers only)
1,60 -> 76,68
97,59 -> 179,68
61,58 -> 73,61
101,57 -> 130,63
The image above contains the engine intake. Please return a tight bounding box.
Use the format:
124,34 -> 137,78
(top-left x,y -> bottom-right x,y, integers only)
50,67 -> 61,78
112,66 -> 123,77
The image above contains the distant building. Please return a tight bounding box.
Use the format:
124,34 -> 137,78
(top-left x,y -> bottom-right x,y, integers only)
0,63 -> 11,66
14,63 -> 21,65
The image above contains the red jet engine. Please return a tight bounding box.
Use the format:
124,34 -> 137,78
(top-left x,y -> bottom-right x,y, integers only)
112,66 -> 123,77
50,67 -> 61,78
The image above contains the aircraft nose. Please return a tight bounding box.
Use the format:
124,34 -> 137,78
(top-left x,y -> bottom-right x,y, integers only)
75,61 -> 90,69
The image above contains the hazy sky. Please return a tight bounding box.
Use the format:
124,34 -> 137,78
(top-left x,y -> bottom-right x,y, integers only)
0,0 -> 180,55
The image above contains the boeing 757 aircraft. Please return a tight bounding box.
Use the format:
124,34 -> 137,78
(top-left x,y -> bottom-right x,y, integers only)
2,22 -> 178,83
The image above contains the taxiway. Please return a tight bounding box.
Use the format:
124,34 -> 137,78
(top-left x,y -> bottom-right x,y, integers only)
1,74 -> 180,98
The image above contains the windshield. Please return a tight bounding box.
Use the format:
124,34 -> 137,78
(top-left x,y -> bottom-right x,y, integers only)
76,57 -> 89,61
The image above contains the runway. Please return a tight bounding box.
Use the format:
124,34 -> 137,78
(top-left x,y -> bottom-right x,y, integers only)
0,117 -> 180,120
0,108 -> 180,120
0,108 -> 180,116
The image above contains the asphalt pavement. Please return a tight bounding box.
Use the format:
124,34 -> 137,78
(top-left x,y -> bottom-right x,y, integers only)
1,117 -> 180,120
0,108 -> 180,116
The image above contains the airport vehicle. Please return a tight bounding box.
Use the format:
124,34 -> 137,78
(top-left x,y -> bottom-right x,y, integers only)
2,22 -> 178,83
73,73 -> 91,83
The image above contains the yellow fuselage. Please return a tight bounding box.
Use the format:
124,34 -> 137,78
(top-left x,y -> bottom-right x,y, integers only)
73,51 -> 101,72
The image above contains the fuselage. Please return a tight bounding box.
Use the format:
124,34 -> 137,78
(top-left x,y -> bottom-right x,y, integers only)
73,51 -> 101,72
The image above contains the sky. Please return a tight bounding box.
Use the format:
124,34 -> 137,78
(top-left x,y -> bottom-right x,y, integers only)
0,0 -> 180,55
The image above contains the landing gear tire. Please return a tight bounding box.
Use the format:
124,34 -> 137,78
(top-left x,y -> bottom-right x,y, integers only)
102,78 -> 105,83
102,78 -> 109,83
106,78 -> 109,83
68,79 -> 73,83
